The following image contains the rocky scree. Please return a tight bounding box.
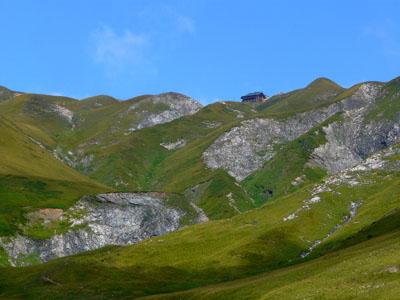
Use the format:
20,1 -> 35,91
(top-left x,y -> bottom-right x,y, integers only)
284,140 -> 400,257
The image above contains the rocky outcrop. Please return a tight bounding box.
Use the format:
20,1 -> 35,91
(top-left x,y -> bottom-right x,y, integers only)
160,139 -> 187,150
203,83 -> 386,181
53,146 -> 94,170
202,113 -> 328,181
309,83 -> 400,174
0,192 -> 187,266
124,92 -> 202,132
27,138 -> 94,171
49,104 -> 74,125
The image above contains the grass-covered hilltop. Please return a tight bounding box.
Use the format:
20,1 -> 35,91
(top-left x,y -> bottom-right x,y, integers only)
0,76 -> 400,299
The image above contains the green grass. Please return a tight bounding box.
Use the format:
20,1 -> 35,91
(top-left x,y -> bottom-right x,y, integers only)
364,76 -> 400,122
0,77 -> 397,225
0,79 -> 400,299
0,80 -> 378,222
0,90 -> 259,189
140,230 -> 400,299
0,117 -> 111,237
61,101 -> 259,218
78,95 -> 120,110
23,218 -> 75,240
0,174 -> 110,237
0,93 -> 79,143
257,78 -> 344,114
0,246 -> 9,267
1,144 -> 400,298
0,86 -> 14,102
0,117 -> 109,185
149,120 -> 257,219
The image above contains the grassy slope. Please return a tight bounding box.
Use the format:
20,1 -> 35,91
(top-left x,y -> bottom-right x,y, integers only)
0,86 -> 15,102
78,95 -> 120,110
149,105 -> 259,219
0,117 -> 111,238
257,78 -> 344,114
0,79 -> 351,217
0,78 -> 390,225
1,79 -> 400,298
142,210 -> 400,299
242,78 -> 396,206
0,91 -> 260,222
150,80 -> 356,214
0,94 -> 79,146
364,76 -> 400,122
67,101 -> 259,218
0,92 -> 260,231
141,230 -> 400,300
148,79 -> 385,216
1,143 -> 400,299
58,95 -> 152,148
3,233 -> 398,299
0,117 -> 97,182
0,92 -> 154,148
0,175 -> 111,238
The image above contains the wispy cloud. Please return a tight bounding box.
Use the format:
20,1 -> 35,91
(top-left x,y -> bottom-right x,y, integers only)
89,7 -> 195,78
90,26 -> 150,76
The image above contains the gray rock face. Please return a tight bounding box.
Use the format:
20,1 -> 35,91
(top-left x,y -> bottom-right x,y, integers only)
48,104 -> 74,125
203,83 -> 388,181
52,146 -> 94,170
0,192 -> 185,266
125,92 -> 202,132
310,83 -> 400,174
202,107 -> 340,181
160,139 -> 187,150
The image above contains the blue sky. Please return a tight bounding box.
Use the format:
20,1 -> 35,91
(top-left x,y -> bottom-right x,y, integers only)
1,0 -> 399,105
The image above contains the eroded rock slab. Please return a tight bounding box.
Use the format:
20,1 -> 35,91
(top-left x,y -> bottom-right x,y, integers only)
124,92 -> 202,132
310,83 -> 400,174
0,192 -> 186,266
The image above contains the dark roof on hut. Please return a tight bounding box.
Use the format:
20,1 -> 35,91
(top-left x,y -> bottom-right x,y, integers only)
242,92 -> 265,97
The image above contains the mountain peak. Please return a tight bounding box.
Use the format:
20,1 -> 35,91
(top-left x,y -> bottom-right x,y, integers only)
79,95 -> 120,110
307,77 -> 342,90
154,92 -> 203,108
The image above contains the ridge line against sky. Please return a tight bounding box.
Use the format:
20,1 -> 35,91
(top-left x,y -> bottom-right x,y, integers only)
0,0 -> 399,105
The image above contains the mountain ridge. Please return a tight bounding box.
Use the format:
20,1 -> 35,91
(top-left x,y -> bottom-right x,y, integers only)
1,76 -> 400,299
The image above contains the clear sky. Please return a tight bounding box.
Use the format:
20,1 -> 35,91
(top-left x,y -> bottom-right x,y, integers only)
1,0 -> 399,105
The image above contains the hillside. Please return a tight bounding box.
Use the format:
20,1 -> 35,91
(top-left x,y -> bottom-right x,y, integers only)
1,138 -> 400,298
0,76 -> 400,299
257,77 -> 345,113
0,116 -> 112,239
79,95 -> 121,110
